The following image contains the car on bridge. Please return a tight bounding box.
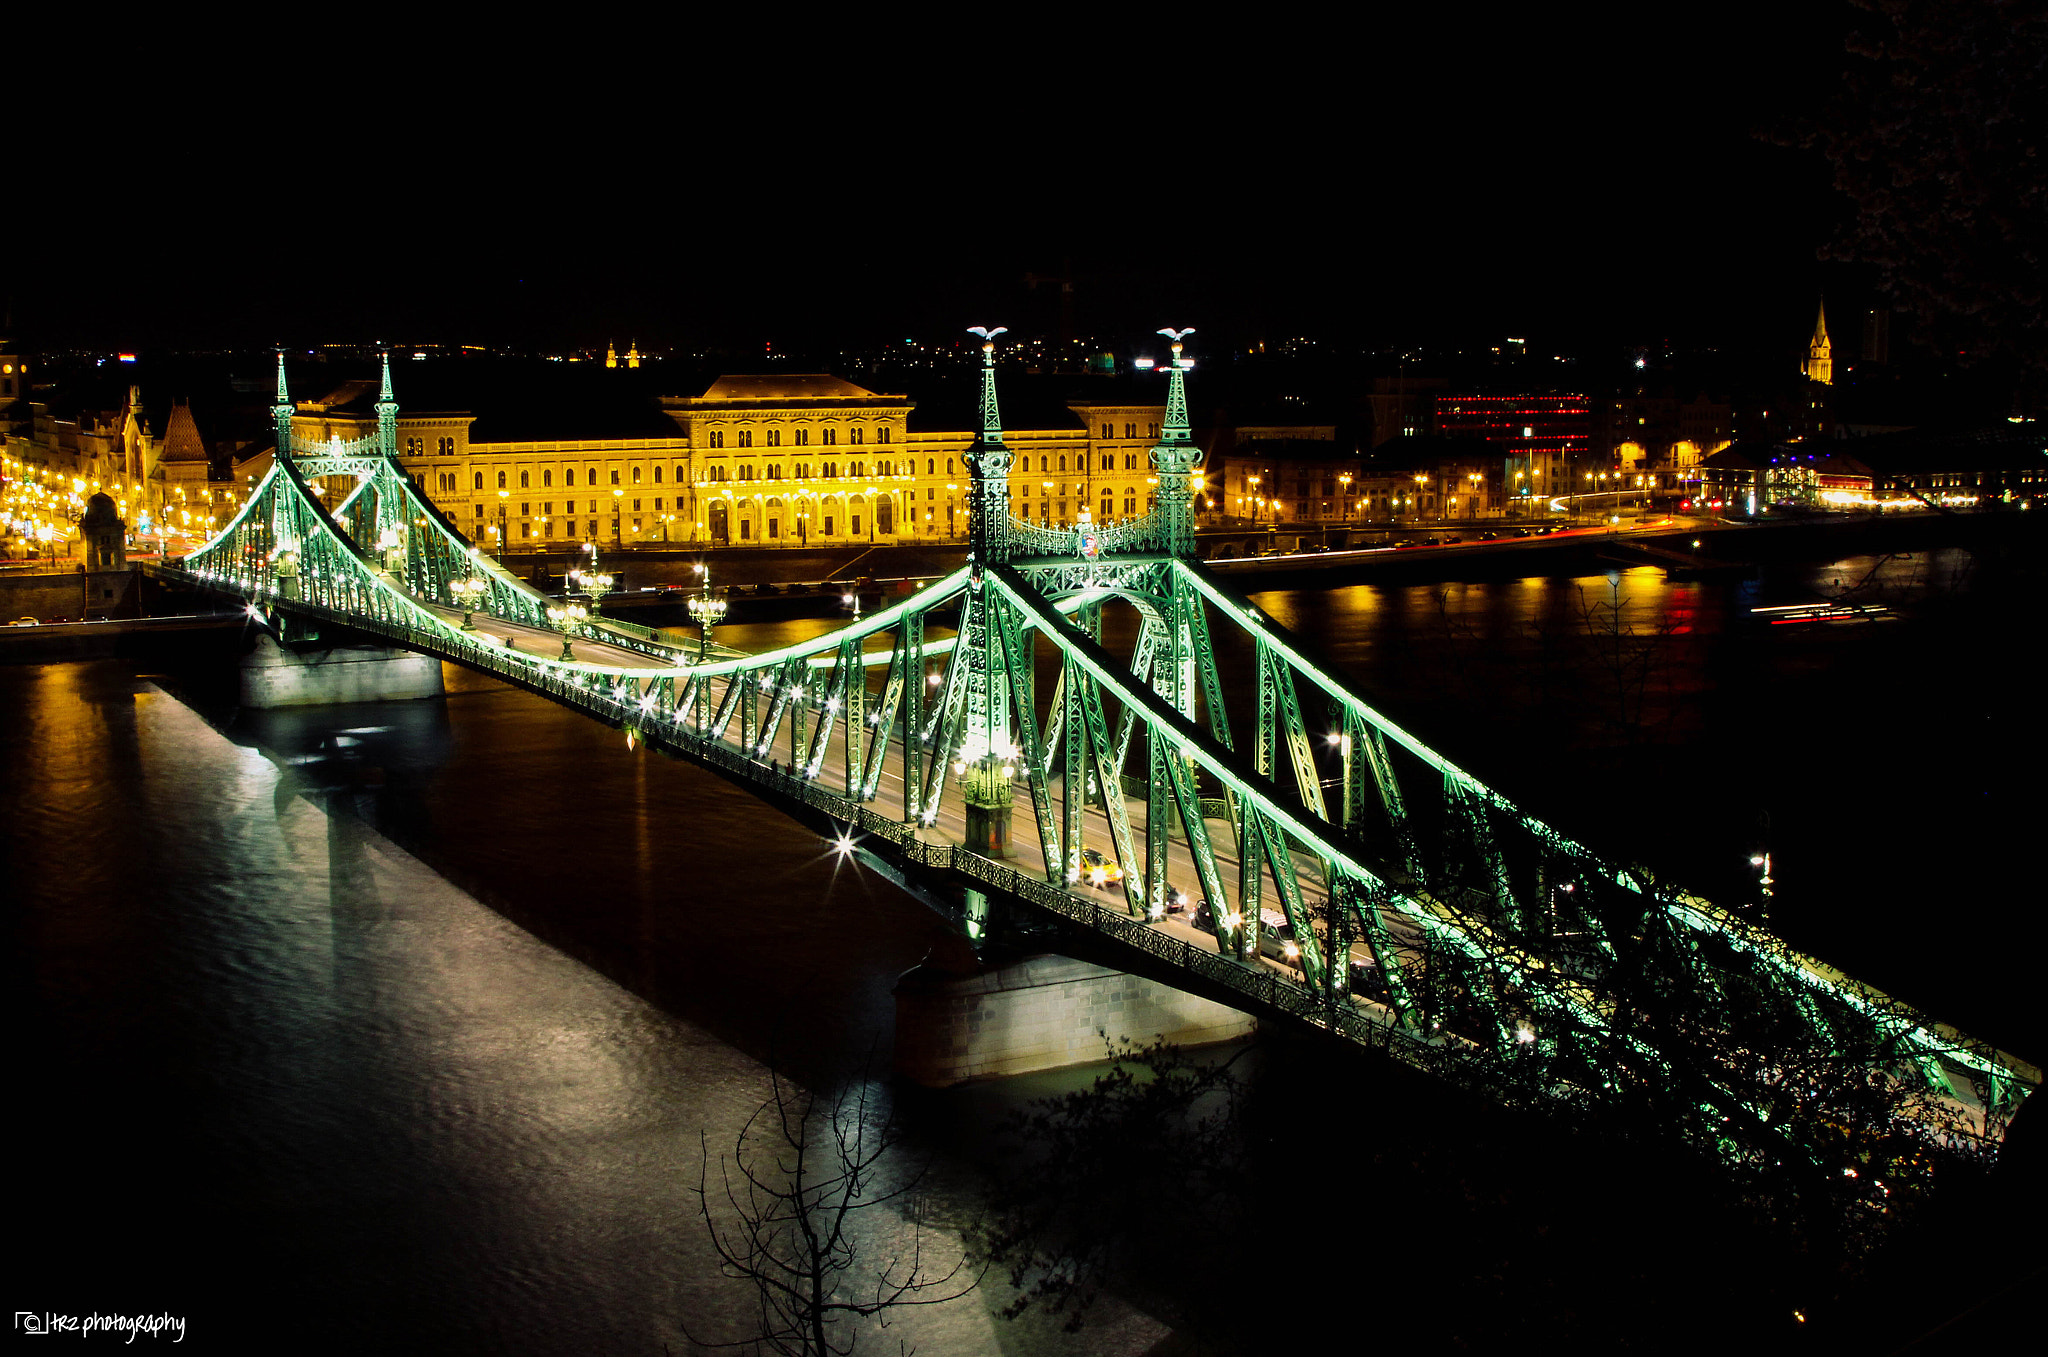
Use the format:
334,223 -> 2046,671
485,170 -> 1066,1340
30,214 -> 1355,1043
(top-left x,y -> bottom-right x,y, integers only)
1079,848 -> 1123,888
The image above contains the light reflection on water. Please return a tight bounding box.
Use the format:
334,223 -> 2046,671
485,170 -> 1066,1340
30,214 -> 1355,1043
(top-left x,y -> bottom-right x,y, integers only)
7,663 -> 1146,1355
9,542 -> 2039,1351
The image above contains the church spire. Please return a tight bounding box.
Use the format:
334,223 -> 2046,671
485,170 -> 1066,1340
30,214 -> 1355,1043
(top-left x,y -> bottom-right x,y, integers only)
1803,300 -> 1833,385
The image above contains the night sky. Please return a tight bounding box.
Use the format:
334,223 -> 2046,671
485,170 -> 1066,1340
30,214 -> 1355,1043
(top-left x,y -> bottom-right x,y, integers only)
18,7 -> 1862,359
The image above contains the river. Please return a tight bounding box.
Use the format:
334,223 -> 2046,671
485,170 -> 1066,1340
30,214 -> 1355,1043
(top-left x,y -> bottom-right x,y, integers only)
9,532 -> 2040,1352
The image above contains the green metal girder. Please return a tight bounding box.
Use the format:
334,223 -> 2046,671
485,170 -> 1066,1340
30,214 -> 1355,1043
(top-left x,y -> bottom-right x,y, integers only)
991,596 -> 1063,885
861,640 -> 906,803
1248,806 -> 1327,993
1074,665 -> 1147,917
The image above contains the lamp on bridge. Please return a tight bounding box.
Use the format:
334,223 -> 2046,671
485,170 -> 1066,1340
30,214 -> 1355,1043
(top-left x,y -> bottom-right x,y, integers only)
688,563 -> 727,662
452,572 -> 486,629
570,543 -> 615,619
546,602 -> 587,660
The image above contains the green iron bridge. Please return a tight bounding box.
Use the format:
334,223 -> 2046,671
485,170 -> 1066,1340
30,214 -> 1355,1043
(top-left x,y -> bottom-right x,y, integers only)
157,336 -> 2033,1185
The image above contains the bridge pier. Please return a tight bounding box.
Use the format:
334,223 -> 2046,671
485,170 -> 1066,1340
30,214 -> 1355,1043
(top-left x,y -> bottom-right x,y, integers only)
239,633 -> 445,709
893,951 -> 1255,1086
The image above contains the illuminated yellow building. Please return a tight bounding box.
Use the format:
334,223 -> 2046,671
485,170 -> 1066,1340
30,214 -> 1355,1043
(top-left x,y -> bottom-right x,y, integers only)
293,366 -> 1284,553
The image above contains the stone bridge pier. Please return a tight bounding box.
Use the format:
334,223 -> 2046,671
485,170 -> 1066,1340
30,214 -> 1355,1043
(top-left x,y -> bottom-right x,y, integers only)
239,632 -> 445,709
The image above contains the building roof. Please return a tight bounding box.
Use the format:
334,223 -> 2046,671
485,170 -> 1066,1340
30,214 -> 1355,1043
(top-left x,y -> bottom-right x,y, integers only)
1701,442 -> 1873,478
693,374 -> 899,403
158,400 -> 211,463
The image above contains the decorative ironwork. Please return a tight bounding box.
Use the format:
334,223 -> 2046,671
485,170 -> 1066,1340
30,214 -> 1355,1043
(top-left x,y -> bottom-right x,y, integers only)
156,404 -> 2035,1178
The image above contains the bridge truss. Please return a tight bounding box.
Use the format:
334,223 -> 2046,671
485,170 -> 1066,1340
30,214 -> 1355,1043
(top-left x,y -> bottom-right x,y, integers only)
161,345 -> 2033,1186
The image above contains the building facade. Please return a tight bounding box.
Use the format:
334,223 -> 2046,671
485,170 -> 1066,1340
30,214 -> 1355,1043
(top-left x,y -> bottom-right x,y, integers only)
1434,393 -> 1589,515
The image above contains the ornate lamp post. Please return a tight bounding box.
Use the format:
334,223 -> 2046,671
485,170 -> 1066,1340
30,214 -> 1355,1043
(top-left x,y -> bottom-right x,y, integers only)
546,602 -> 586,660
451,572 -> 486,629
569,542 -> 615,619
687,563 -> 727,662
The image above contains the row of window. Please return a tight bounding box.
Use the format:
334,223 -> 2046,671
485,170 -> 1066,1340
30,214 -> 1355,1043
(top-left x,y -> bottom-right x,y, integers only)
404,436 -> 459,456
482,498 -> 675,517
1100,423 -> 1159,439
704,427 -> 893,449
696,452 -> 1156,484
706,459 -> 901,483
486,464 -> 681,490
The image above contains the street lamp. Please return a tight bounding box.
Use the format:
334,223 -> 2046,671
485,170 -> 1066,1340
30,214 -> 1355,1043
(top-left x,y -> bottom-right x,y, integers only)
1338,472 -> 1353,526
546,601 -> 587,660
687,563 -> 727,662
451,571 -> 486,628
569,541 -> 615,619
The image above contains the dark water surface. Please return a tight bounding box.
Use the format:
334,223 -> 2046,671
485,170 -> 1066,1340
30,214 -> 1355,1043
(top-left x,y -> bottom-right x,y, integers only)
9,536 -> 2041,1352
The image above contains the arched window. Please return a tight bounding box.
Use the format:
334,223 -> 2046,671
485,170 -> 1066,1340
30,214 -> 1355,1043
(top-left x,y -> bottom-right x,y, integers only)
877,428 -> 891,444
848,427 -> 862,445
611,469 -> 622,485
876,496 -> 894,534
566,467 -> 578,486
1102,423 -> 1112,439
738,431 -> 753,448
927,459 -> 935,475
795,429 -> 809,446
653,465 -> 662,483
767,429 -> 782,447
543,469 -> 553,488
1102,455 -> 1113,471
946,458 -> 954,475
474,472 -> 485,490
520,471 -> 530,489
1058,456 -> 1067,472
497,470 -> 507,489
823,428 -> 837,446
632,466 -> 642,483
1040,456 -> 1048,472
709,431 -> 724,449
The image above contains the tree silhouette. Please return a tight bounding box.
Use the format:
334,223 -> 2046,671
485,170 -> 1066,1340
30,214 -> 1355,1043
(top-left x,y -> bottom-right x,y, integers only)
690,1071 -> 981,1356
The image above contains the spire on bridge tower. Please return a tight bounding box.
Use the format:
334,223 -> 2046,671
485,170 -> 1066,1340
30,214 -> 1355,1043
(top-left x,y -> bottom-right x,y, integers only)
964,326 -> 1012,565
1149,328 -> 1201,558
273,351 -> 295,462
956,325 -> 1016,856
375,349 -> 399,458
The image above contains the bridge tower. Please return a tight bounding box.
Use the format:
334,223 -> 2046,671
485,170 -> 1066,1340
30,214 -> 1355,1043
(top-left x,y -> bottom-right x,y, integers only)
955,326 -> 1016,855
272,352 -> 294,465
1150,327 -> 1201,560
375,350 -> 398,458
